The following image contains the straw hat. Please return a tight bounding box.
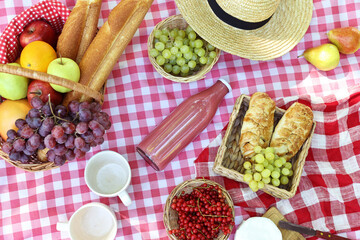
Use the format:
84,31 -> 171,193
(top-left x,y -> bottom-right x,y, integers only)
174,0 -> 313,61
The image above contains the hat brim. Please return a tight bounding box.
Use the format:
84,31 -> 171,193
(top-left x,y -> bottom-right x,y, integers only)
175,0 -> 313,61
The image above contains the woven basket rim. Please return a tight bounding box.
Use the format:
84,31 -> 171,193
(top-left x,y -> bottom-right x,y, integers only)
0,139 -> 61,171
148,14 -> 221,83
163,178 -> 234,240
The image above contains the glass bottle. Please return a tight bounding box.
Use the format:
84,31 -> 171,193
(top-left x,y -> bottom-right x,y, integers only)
136,79 -> 231,171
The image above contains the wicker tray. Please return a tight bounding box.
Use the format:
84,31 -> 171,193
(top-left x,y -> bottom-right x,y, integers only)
213,95 -> 316,199
148,14 -> 221,83
0,1 -> 104,172
163,178 -> 234,240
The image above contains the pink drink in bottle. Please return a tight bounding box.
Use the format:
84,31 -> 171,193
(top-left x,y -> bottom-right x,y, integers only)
136,79 -> 231,171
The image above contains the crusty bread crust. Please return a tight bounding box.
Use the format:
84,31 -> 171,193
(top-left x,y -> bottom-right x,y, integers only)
270,102 -> 313,161
76,0 -> 102,63
240,92 -> 276,159
57,0 -> 102,63
63,0 -> 154,104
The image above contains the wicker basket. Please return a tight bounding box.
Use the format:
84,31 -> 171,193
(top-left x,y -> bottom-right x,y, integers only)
0,65 -> 103,172
0,1 -> 104,172
163,178 -> 234,240
213,95 -> 316,199
148,14 -> 221,83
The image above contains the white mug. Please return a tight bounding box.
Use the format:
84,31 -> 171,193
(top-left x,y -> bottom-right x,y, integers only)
56,202 -> 117,240
85,150 -> 132,206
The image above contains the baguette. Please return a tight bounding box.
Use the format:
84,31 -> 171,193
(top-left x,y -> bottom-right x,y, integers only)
63,0 -> 154,104
57,0 -> 102,63
270,102 -> 313,161
239,92 -> 276,159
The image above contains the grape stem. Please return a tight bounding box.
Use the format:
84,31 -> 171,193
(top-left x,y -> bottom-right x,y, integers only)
47,94 -> 69,123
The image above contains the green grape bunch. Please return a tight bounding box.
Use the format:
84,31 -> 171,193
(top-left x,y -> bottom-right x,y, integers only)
149,26 -> 218,77
243,146 -> 293,192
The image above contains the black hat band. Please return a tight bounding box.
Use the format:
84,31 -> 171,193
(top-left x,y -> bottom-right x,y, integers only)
207,0 -> 272,30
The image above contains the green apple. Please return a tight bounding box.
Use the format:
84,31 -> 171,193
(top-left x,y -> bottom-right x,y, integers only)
0,63 -> 29,100
47,57 -> 80,93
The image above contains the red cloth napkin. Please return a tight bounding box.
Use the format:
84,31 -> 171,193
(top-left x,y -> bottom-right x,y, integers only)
0,0 -> 70,64
195,88 -> 360,237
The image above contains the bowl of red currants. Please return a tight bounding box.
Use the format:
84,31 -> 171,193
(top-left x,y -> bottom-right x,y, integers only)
164,179 -> 235,240
148,15 -> 221,83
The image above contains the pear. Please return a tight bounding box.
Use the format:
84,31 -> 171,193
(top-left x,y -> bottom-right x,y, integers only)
301,43 -> 340,71
328,27 -> 360,54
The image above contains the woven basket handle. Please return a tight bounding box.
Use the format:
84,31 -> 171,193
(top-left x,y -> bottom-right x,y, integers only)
0,64 -> 103,103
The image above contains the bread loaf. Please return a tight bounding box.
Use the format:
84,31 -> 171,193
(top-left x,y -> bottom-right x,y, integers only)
63,0 -> 154,104
239,92 -> 275,159
270,102 -> 313,161
57,0 -> 102,63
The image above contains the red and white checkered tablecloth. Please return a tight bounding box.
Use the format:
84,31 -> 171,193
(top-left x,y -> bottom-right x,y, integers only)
0,0 -> 360,239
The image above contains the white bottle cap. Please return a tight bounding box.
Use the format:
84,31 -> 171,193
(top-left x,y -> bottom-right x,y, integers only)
218,78 -> 232,93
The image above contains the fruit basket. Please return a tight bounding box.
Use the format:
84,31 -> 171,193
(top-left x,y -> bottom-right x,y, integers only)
164,178 -> 234,240
213,95 -> 316,199
0,0 -> 106,172
148,14 -> 221,83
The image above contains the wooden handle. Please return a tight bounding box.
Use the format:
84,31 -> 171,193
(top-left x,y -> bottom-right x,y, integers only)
0,64 -> 103,103
316,230 -> 351,240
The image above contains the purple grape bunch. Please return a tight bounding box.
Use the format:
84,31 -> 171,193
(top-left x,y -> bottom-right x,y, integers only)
2,97 -> 111,166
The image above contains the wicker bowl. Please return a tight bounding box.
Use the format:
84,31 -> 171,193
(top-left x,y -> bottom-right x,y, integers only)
164,178 -> 234,240
213,95 -> 316,199
0,1 -> 104,172
148,14 -> 221,83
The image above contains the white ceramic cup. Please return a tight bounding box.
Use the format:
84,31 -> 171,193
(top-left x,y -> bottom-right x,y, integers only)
56,202 -> 117,240
85,150 -> 132,206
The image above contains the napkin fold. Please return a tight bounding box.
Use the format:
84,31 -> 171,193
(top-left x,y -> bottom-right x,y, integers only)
195,87 -> 360,236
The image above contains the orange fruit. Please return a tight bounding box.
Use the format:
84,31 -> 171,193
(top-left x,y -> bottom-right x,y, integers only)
20,41 -> 57,72
0,99 -> 31,140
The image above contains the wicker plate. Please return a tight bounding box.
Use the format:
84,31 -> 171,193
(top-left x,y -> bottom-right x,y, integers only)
163,179 -> 234,240
213,95 -> 316,199
148,14 -> 221,83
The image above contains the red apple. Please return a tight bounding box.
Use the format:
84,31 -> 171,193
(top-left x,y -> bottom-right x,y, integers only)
27,80 -> 63,106
19,20 -> 58,48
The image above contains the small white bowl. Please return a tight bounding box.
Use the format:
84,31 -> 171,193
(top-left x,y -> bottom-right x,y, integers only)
234,217 -> 282,240
56,202 -> 117,240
